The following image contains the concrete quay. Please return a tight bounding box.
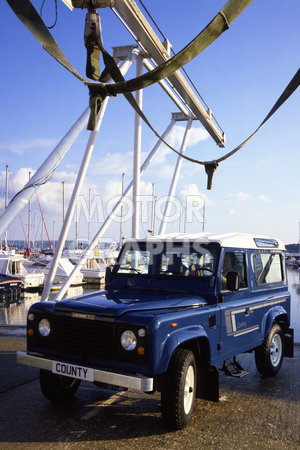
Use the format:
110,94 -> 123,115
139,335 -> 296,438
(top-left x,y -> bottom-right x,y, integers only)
0,327 -> 299,449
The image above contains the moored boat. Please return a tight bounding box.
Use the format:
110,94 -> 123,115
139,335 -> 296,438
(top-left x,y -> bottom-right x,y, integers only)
0,252 -> 45,290
0,273 -> 22,307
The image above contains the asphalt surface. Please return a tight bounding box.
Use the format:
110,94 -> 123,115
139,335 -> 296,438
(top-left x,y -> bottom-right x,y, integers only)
0,327 -> 299,449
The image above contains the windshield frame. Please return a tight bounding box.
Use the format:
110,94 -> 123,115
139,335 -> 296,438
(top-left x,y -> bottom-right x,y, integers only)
113,240 -> 220,280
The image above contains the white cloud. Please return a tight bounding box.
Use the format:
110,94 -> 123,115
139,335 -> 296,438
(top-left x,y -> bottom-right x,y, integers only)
178,184 -> 210,205
9,167 -> 36,192
167,125 -> 209,148
237,192 -> 251,201
155,164 -> 175,180
258,159 -> 275,168
50,171 -> 78,185
225,192 -> 251,201
90,151 -> 151,177
0,138 -> 57,155
228,208 -> 236,215
258,195 -> 273,204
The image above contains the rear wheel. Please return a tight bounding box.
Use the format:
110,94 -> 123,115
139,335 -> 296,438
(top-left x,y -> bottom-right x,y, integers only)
40,369 -> 81,401
161,349 -> 197,430
255,324 -> 284,376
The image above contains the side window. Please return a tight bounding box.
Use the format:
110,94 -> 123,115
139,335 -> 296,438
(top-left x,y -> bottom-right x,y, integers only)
254,253 -> 283,285
221,251 -> 247,290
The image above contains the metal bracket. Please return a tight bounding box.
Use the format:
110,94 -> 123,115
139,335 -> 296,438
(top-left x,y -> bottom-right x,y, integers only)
71,0 -> 114,9
171,112 -> 195,122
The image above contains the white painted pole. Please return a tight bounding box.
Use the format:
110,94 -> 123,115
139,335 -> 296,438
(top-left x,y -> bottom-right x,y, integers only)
42,51 -> 139,301
54,119 -> 176,301
28,171 -> 31,252
41,100 -> 108,301
0,108 -> 90,237
132,56 -> 144,238
158,118 -> 193,236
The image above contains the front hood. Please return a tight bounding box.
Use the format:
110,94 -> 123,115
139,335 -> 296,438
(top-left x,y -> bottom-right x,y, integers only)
54,290 -> 207,318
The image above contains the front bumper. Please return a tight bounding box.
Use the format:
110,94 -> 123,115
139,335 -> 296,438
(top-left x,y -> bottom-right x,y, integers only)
16,351 -> 154,392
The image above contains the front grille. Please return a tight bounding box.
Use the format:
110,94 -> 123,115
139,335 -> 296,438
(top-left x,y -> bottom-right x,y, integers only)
28,313 -> 146,366
48,316 -> 115,360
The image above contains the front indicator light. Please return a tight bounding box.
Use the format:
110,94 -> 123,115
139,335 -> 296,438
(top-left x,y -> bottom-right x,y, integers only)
121,330 -> 137,351
137,346 -> 145,356
27,328 -> 34,336
38,319 -> 51,337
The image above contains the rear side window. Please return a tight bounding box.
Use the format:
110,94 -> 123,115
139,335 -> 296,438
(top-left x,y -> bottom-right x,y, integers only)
221,251 -> 247,289
254,253 -> 283,285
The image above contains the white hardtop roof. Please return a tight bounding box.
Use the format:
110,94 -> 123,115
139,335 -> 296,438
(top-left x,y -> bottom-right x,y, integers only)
126,232 -> 286,251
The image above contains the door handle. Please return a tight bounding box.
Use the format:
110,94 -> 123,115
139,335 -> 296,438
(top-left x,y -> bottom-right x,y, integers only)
245,308 -> 253,316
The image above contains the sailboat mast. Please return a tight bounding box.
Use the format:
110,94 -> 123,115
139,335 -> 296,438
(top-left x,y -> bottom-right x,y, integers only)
4,165 -> 8,250
75,197 -> 78,250
62,181 -> 65,223
88,188 -> 91,245
150,183 -> 155,236
119,173 -> 125,248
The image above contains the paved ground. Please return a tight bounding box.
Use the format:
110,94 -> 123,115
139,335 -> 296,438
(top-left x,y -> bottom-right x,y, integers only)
0,327 -> 299,449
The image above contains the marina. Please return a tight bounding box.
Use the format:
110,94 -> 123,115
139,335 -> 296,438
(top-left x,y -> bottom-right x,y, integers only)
1,267 -> 299,344
0,0 -> 299,443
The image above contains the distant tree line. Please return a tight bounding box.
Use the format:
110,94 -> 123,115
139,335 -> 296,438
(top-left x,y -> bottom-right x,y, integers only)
286,243 -> 299,252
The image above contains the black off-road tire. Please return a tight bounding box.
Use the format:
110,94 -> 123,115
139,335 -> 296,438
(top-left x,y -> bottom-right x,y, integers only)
40,369 -> 81,401
255,324 -> 284,376
161,349 -> 197,431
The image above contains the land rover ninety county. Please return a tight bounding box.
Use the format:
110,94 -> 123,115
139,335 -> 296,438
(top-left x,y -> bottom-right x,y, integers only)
17,233 -> 294,430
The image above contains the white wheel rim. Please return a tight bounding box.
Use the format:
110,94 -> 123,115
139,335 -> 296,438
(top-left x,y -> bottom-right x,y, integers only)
270,333 -> 282,367
184,365 -> 195,415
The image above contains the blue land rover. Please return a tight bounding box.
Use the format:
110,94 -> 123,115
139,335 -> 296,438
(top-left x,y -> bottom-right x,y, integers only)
18,233 -> 294,430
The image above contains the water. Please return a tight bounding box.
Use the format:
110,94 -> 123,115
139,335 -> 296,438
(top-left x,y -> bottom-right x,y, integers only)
287,268 -> 300,343
1,269 -> 299,343
0,286 -> 97,327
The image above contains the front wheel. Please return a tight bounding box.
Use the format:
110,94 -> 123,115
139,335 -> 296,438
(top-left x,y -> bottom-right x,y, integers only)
161,349 -> 197,431
255,324 -> 284,376
40,369 -> 81,401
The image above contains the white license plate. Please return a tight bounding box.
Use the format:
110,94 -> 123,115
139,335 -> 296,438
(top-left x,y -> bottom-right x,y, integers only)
52,361 -> 94,382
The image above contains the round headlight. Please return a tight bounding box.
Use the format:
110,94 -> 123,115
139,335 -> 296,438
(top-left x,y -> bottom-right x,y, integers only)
38,318 -> 51,337
121,330 -> 137,351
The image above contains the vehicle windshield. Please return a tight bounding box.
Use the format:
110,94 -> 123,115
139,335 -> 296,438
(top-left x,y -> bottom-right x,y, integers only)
115,241 -> 218,278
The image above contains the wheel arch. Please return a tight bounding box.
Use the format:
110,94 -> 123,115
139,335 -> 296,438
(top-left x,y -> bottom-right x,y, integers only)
264,306 -> 290,341
158,326 -> 211,374
177,335 -> 211,368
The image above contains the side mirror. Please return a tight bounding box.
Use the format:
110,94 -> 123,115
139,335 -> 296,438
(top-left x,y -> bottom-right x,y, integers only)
226,271 -> 240,291
105,266 -> 112,290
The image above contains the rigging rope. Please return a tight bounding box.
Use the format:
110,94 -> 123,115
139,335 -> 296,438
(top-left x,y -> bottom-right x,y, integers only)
158,67 -> 300,188
8,0 -> 298,190
40,0 -> 58,29
90,46 -> 300,189
87,0 -> 254,96
137,0 -> 224,132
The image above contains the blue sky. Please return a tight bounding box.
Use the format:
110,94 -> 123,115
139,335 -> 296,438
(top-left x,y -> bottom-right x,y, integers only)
0,0 -> 299,246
